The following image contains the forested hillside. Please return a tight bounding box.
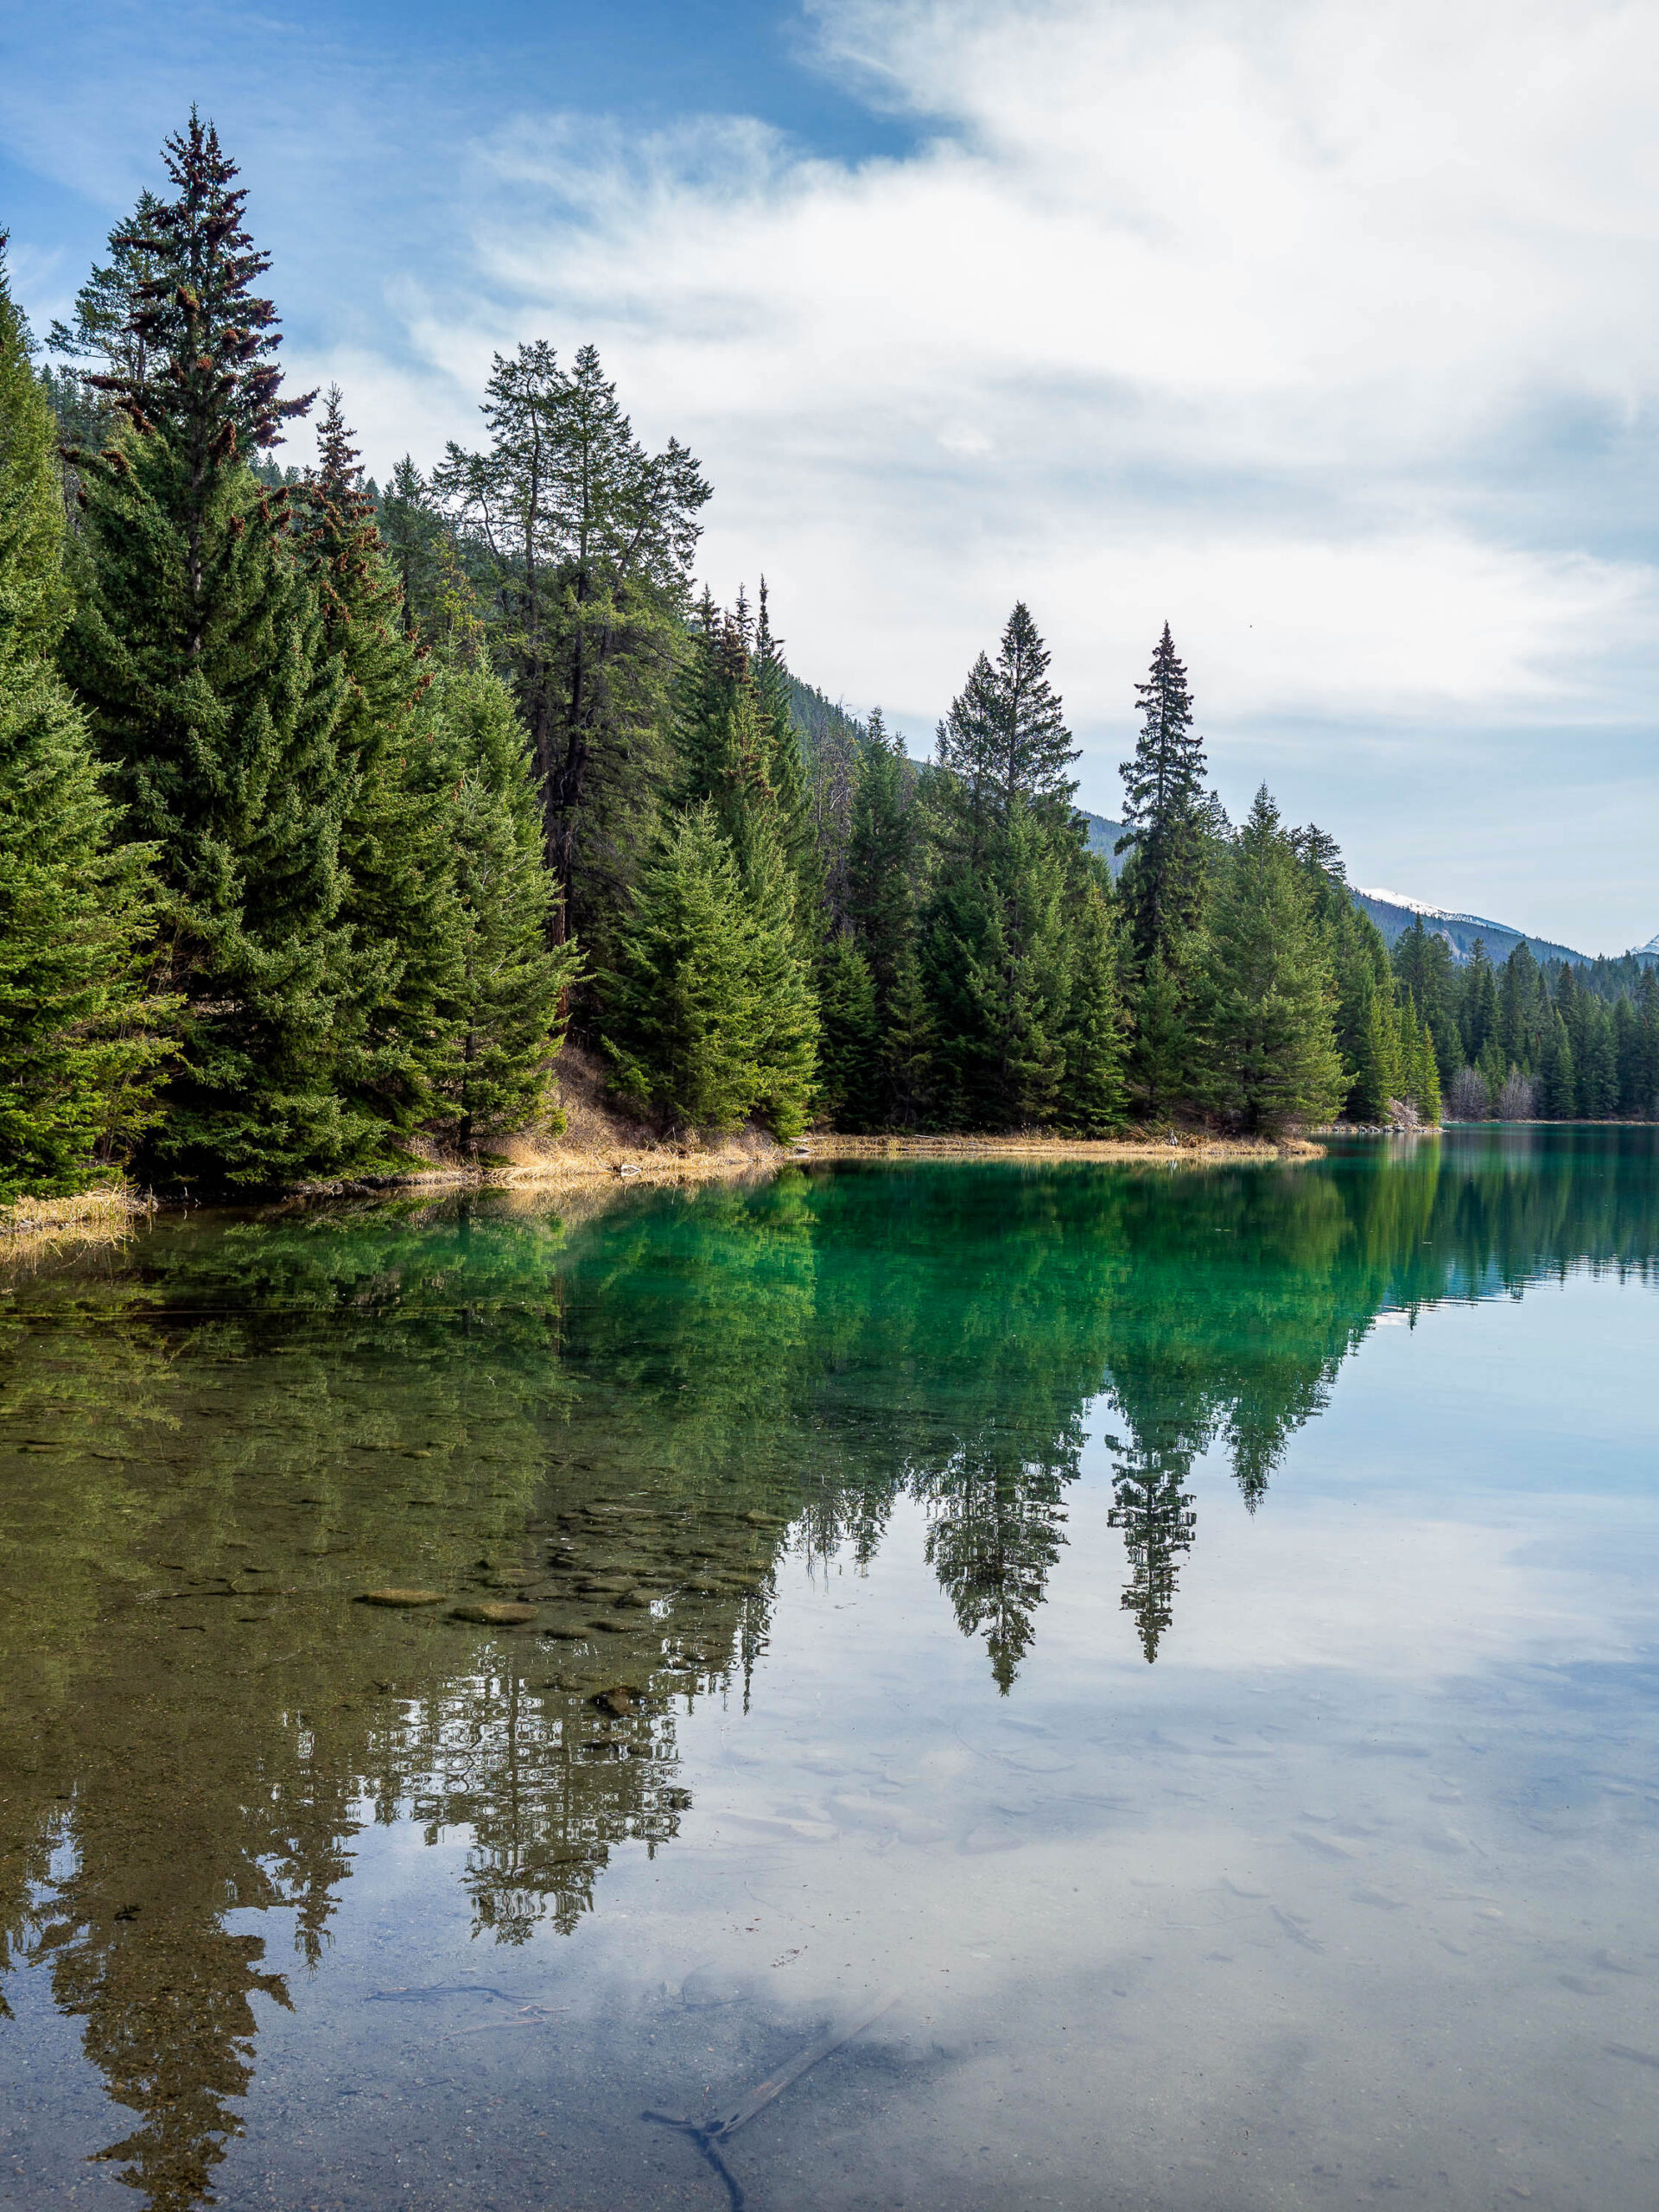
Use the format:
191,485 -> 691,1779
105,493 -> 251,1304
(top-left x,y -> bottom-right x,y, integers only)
1,114 -> 1656,1205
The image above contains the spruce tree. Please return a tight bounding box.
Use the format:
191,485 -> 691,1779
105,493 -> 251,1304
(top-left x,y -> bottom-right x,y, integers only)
1614,995 -> 1640,1116
925,799 -> 1072,1128
1197,787 -> 1345,1133
924,608 -> 1081,1128
377,457 -> 450,640
934,601 -> 1078,849
666,605 -> 818,1135
1352,978 -> 1402,1122
1294,823 -> 1395,1122
1631,969 -> 1659,1116
1540,1011 -> 1576,1118
1056,858 -> 1128,1133
1117,624 -> 1208,973
1393,915 -> 1459,1082
741,817 -> 819,1141
0,237 -> 168,1198
1398,997 -> 1442,1123
1497,943 -> 1542,1071
1461,938 -> 1498,1064
815,932 -> 879,1130
881,942 -> 935,1128
61,116 -> 367,1188
752,579 -> 824,933
298,388 -> 470,1139
1578,997 -> 1618,1118
601,804 -> 760,1135
846,706 -> 922,1122
433,340 -> 709,948
421,663 -> 579,1148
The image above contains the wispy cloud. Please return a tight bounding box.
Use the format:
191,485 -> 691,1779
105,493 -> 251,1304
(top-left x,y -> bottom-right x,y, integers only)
10,0 -> 1658,943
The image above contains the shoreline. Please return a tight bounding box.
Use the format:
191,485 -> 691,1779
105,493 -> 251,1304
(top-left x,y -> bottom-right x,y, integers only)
288,1126 -> 1324,1205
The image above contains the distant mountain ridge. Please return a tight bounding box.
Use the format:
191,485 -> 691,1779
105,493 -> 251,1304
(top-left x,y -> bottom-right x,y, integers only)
1348,887 -> 1590,969
1077,811 -> 1651,969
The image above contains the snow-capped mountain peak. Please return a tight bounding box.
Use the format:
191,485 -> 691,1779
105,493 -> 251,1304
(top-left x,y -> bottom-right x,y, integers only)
1354,887 -> 1503,931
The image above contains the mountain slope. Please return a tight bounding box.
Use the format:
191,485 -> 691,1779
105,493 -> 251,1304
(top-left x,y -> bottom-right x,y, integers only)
1085,816 -> 1646,967
1350,887 -> 1589,967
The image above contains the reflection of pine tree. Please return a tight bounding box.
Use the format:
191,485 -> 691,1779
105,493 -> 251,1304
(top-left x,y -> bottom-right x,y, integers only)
923,1444 -> 1074,1692
1107,1440 -> 1197,1662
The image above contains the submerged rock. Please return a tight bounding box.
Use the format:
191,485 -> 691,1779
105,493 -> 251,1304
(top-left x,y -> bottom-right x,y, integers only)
357,1588 -> 447,1609
449,1601 -> 539,1626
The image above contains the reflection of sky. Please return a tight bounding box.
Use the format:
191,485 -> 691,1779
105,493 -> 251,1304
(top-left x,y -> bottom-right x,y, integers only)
9,1163 -> 1659,2204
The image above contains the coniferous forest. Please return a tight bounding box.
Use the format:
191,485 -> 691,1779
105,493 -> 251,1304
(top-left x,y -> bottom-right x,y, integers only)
2,115 -> 1656,1202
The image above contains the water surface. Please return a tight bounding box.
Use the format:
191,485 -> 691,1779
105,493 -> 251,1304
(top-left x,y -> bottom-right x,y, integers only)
3,1129 -> 1658,2209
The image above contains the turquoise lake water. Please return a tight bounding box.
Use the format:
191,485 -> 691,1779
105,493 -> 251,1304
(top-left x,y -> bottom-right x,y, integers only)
3,1127 -> 1658,2209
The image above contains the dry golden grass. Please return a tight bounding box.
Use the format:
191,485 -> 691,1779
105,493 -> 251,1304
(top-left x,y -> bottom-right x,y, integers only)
0,1183 -> 149,1250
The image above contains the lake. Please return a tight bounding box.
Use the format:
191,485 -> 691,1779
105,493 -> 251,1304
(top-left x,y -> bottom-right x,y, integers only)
3,1128 -> 1658,2210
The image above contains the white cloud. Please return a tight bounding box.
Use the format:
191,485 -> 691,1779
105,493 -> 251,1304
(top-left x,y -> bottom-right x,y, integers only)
365,0 -> 1659,760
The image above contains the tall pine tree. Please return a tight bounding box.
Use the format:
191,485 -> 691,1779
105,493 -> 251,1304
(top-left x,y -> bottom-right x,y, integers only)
1116,625 -> 1210,1112
924,607 -> 1082,1127
61,115 -> 368,1187
0,237 -> 168,1198
433,341 -> 709,952
601,804 -> 765,1135
298,388 -> 470,1141
1197,788 -> 1345,1133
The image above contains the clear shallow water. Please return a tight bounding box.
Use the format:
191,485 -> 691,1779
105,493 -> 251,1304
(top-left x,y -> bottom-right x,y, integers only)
2,1129 -> 1658,2211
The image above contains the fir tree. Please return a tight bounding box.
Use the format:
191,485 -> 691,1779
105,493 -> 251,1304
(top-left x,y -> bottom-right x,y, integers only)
1497,942 -> 1542,1071
1632,969 -> 1659,1116
1393,915 -> 1459,1082
1461,938 -> 1498,1064
1116,623 -> 1208,974
925,800 -> 1071,1128
1578,996 -> 1618,1117
601,804 -> 761,1135
298,387 -> 471,1139
1056,859 -> 1128,1133
815,932 -> 879,1129
422,664 -> 579,1148
1540,1010 -> 1576,1118
934,601 -> 1078,853
61,118 -> 366,1188
1197,787 -> 1345,1133
46,191 -> 169,393
1352,978 -> 1402,1122
0,236 -> 169,1198
924,609 -> 1081,1128
741,817 -> 819,1141
434,341 -> 709,948
377,457 -> 450,641
665,602 -> 818,1135
881,941 -> 935,1128
752,579 -> 823,934
846,706 -> 923,1121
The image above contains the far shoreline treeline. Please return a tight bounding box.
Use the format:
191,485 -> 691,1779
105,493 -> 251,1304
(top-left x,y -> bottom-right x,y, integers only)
1,114 -> 1656,1205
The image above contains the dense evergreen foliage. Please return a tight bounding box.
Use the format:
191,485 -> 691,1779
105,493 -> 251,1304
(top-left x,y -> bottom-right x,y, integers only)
0,112 -> 1651,1198
0,237 -> 168,1198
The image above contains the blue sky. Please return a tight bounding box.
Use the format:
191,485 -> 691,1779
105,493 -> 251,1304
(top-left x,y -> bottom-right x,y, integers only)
3,0 -> 1656,954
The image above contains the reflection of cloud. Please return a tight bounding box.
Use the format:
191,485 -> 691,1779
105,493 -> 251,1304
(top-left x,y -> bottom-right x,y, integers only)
1050,1485 -> 1644,1681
